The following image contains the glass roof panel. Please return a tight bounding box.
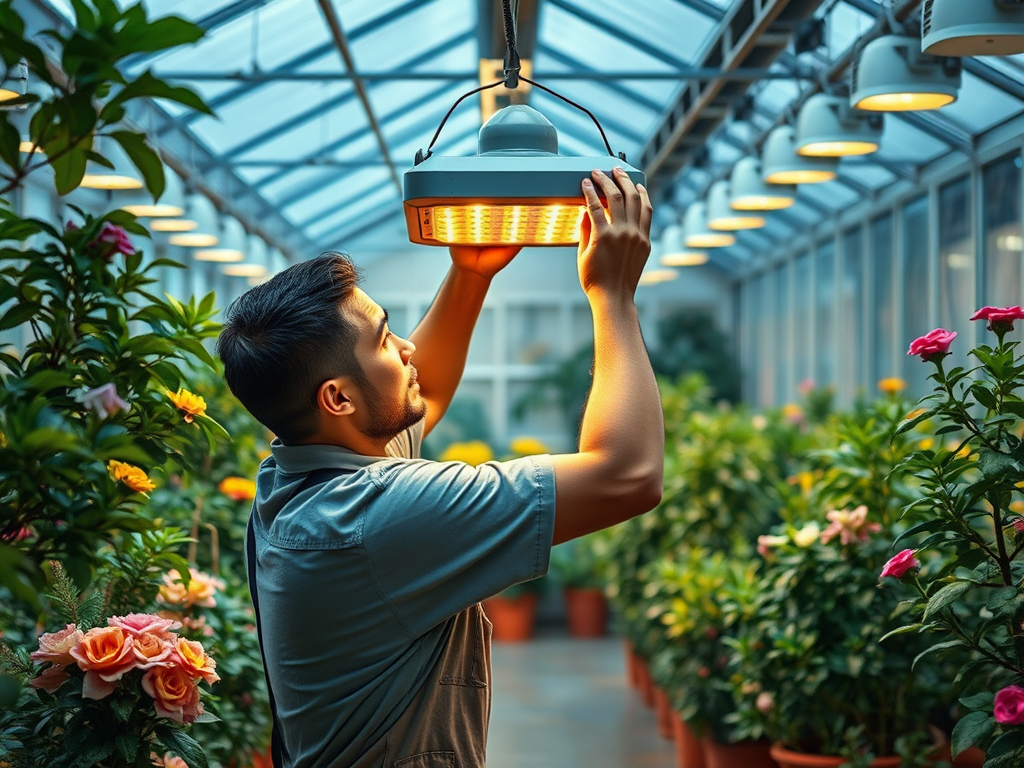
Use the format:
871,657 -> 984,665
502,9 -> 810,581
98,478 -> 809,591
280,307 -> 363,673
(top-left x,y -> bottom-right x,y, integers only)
284,168 -> 395,225
873,115 -> 949,165
351,0 -> 475,71
797,179 -> 860,211
936,70 -> 1023,133
824,1 -> 876,58
835,162 -> 896,190
306,184 -> 401,240
530,91 -> 642,157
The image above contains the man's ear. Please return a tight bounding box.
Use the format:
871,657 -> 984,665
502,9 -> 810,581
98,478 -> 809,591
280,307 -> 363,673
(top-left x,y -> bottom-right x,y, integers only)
317,377 -> 357,417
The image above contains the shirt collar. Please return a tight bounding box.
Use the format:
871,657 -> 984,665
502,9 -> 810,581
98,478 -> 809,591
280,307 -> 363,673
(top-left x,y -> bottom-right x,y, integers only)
269,438 -> 390,474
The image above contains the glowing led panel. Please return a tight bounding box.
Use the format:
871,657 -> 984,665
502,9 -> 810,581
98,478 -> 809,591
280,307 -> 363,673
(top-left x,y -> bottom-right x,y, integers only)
120,171 -> 186,218
404,105 -> 644,246
639,268 -> 678,286
852,35 -> 960,112
222,263 -> 267,277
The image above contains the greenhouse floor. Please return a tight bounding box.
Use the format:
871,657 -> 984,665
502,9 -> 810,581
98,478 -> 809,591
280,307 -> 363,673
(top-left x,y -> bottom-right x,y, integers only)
488,634 -> 675,768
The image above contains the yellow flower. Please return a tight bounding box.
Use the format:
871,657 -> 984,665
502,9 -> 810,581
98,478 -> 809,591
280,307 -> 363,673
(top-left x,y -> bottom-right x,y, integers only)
793,522 -> 821,548
878,377 -> 907,394
108,460 -> 156,493
509,436 -> 550,456
218,476 -> 257,501
781,403 -> 803,420
919,438 -> 935,451
440,440 -> 494,466
167,388 -> 206,423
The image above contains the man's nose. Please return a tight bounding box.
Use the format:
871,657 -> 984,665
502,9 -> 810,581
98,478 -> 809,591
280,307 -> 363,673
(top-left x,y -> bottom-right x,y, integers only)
401,337 -> 416,363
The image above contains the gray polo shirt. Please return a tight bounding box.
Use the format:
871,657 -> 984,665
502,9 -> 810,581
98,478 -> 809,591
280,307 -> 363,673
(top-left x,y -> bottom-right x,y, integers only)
249,421 -> 556,768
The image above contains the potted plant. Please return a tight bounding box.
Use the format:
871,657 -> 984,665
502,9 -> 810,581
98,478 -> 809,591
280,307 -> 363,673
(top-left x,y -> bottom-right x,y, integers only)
550,530 -> 612,638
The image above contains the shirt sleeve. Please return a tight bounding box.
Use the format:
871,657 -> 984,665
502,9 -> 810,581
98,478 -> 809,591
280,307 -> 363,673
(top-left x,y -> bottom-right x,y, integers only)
361,454 -> 556,637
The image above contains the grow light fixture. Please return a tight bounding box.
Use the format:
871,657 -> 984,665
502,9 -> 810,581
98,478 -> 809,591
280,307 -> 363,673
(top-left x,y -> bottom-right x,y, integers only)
658,224 -> 708,266
922,0 -> 1024,56
851,35 -> 961,112
728,157 -> 795,211
762,126 -> 838,185
403,0 -> 644,247
168,194 -> 219,248
120,169 -> 186,218
707,180 -> 765,231
81,137 -> 143,191
684,202 -> 736,249
194,217 -> 245,262
796,94 -> 882,157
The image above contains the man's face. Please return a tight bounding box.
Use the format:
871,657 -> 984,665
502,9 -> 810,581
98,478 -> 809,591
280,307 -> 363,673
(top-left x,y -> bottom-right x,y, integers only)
345,288 -> 427,441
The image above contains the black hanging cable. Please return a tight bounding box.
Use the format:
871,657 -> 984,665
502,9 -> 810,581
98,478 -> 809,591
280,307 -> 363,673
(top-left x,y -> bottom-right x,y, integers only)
520,75 -> 618,158
417,79 -> 504,163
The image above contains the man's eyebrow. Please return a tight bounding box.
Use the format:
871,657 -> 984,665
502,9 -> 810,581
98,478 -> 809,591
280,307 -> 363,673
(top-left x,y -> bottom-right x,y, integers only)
376,308 -> 389,340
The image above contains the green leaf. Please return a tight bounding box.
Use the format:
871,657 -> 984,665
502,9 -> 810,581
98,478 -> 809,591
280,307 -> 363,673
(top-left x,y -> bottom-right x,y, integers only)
114,732 -> 139,762
960,691 -> 995,710
951,711 -> 994,758
103,71 -> 212,119
119,15 -> 205,55
0,301 -> 39,331
879,623 -> 923,642
979,449 -> 1021,480
912,638 -> 962,670
157,727 -> 209,768
108,130 -> 164,201
970,383 -> 998,410
923,581 -> 972,621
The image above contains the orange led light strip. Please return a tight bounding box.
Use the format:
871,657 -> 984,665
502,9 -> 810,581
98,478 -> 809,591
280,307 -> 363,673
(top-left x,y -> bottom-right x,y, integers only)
419,203 -> 587,245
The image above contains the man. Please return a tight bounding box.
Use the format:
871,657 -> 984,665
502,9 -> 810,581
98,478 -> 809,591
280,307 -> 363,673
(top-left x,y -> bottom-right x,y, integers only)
217,167 -> 664,768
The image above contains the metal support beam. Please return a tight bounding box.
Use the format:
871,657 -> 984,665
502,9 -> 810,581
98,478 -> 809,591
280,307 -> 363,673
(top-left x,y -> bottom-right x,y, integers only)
153,68 -> 817,82
670,0 -> 726,21
316,0 -> 402,198
535,45 -> 664,113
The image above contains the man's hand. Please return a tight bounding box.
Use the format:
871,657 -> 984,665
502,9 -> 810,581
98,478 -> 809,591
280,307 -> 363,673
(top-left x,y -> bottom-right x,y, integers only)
577,168 -> 652,298
448,245 -> 522,281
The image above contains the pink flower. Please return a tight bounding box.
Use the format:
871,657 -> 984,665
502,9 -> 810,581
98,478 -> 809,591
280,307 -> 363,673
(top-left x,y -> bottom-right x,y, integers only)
30,624 -> 84,666
151,754 -> 190,768
880,549 -> 921,579
757,534 -> 788,558
908,329 -> 957,361
798,379 -> 815,396
971,306 -> 1024,333
79,383 -> 130,418
995,685 -> 1024,725
820,505 -> 882,546
109,613 -> 182,640
89,222 -> 135,261
755,692 -> 774,713
1,526 -> 33,543
142,665 -> 204,724
132,632 -> 177,670
28,664 -> 70,693
69,626 -> 137,700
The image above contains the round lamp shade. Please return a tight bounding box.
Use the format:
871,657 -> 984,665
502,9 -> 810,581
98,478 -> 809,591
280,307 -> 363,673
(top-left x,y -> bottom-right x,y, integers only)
851,35 -> 961,112
706,180 -> 765,230
639,268 -> 678,286
194,216 -> 245,261
0,61 -> 26,104
796,94 -> 882,157
169,194 -> 219,248
659,223 -> 708,265
683,202 -> 736,248
729,157 -> 795,211
923,0 -> 1024,56
762,126 -> 838,185
81,136 -> 143,190
403,104 -> 644,247
119,169 -> 186,218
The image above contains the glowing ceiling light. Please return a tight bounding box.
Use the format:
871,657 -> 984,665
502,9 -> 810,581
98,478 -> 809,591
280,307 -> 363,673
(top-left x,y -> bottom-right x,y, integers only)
120,170 -> 186,218
707,180 -> 765,231
728,157 -> 795,211
762,126 -> 838,185
684,202 -> 736,248
193,216 -> 245,261
922,0 -> 1024,56
168,194 -> 219,247
80,137 -> 143,190
639,268 -> 678,286
151,219 -> 198,232
0,60 -> 26,104
222,263 -> 267,277
796,94 -> 882,157
851,35 -> 961,112
657,223 -> 708,266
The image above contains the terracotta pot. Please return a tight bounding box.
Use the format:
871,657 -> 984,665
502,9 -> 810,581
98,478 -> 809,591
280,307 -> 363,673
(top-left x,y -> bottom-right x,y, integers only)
932,743 -> 987,768
654,686 -> 675,740
671,713 -> 706,768
636,656 -> 656,708
623,640 -> 640,689
564,587 -> 608,638
482,593 -> 539,642
770,743 -> 900,768
702,737 -> 777,768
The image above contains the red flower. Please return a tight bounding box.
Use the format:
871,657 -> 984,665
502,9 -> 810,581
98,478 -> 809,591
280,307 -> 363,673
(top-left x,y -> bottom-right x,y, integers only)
907,329 -> 956,362
88,222 -> 135,262
970,305 -> 1024,333
880,549 -> 920,579
995,685 -> 1024,725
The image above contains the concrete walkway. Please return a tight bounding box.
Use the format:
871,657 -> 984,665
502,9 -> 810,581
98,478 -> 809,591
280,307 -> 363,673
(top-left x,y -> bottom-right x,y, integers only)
487,635 -> 677,768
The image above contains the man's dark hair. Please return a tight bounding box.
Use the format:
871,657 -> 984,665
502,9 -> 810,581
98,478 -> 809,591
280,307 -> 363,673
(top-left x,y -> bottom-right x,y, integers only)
217,252 -> 367,444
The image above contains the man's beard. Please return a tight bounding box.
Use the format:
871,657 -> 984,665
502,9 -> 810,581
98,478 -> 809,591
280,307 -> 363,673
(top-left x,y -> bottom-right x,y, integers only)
362,385 -> 427,441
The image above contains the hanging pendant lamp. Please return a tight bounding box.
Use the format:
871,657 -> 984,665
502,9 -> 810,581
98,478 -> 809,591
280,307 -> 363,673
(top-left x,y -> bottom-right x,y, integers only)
923,0 -> 1024,56
684,202 -> 736,248
728,157 -> 795,211
796,94 -> 882,157
0,61 -> 26,104
639,268 -> 678,286
81,136 -> 143,190
194,216 -> 245,261
120,169 -> 186,218
658,223 -> 708,266
851,35 -> 961,112
168,194 -> 219,248
403,0 -> 643,247
706,180 -> 765,231
762,126 -> 838,185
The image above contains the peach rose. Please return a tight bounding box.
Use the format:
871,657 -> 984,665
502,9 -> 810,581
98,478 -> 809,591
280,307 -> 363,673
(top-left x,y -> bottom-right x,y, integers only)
109,613 -> 182,640
150,753 -> 190,768
142,665 -> 204,724
30,623 -> 84,666
158,568 -> 225,609
28,664 -> 70,693
69,626 -> 136,700
173,638 -> 219,685
133,632 -> 176,670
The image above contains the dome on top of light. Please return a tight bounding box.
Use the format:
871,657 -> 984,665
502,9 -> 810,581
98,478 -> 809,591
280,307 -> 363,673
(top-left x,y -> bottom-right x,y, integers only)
707,180 -> 765,231
403,105 -> 644,247
729,157 -> 795,211
683,202 -> 735,248
922,0 -> 1024,56
762,126 -> 838,185
796,94 -> 882,157
851,35 -> 961,112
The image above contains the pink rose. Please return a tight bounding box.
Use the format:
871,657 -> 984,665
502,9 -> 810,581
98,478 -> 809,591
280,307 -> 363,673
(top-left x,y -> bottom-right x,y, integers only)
880,549 -> 920,579
69,626 -> 137,700
908,329 -> 957,361
79,383 -> 130,418
30,623 -> 84,666
142,665 -> 204,724
995,685 -> 1024,725
28,664 -> 70,693
971,306 -> 1024,333
109,613 -> 182,640
173,637 -> 220,685
133,632 -> 177,670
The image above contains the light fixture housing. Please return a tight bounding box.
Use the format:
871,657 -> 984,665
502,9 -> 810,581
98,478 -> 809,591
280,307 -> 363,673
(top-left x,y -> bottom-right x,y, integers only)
795,93 -> 883,157
403,105 -> 644,247
169,194 -> 219,248
81,136 -> 143,190
762,126 -> 838,185
683,202 -> 736,248
119,169 -> 186,218
0,60 -> 26,104
658,223 -> 708,266
728,157 -> 795,211
923,0 -> 1024,56
851,35 -> 961,112
194,216 -> 245,261
639,268 -> 678,286
706,180 -> 765,231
